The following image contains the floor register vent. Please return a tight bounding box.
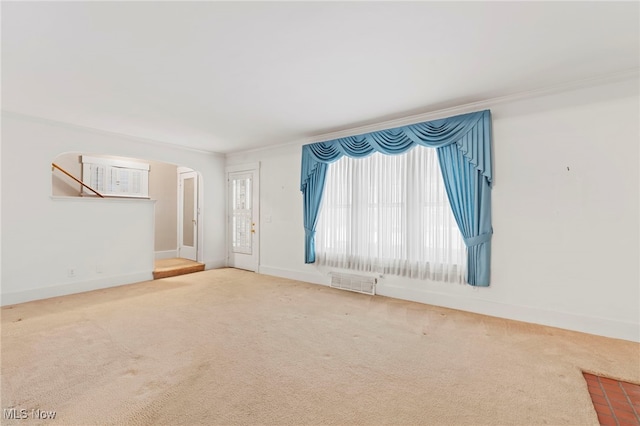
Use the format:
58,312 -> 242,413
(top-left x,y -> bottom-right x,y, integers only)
330,272 -> 377,295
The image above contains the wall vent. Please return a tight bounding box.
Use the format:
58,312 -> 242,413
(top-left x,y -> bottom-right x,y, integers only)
330,272 -> 376,295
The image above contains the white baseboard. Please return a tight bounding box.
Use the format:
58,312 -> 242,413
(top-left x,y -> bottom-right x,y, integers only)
155,250 -> 178,260
376,283 -> 639,343
0,271 -> 153,306
4,263 -> 636,343
258,265 -> 328,286
253,265 -> 639,343
205,258 -> 227,270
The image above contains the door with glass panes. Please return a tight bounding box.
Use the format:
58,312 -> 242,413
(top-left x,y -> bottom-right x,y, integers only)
178,171 -> 198,261
227,166 -> 259,271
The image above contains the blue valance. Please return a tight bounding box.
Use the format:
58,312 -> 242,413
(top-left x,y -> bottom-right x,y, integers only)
301,110 -> 492,192
301,110 -> 493,286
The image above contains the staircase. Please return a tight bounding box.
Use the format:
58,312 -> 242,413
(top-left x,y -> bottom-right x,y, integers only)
153,258 -> 205,279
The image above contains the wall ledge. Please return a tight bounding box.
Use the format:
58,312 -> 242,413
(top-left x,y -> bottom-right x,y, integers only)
51,196 -> 156,203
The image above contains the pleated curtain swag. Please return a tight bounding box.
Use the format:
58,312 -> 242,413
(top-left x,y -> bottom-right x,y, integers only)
300,110 -> 493,286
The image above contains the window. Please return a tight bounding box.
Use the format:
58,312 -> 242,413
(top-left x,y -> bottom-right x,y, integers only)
82,155 -> 150,198
315,145 -> 466,283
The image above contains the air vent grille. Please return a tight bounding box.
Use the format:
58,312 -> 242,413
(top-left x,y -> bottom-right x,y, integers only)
330,272 -> 376,295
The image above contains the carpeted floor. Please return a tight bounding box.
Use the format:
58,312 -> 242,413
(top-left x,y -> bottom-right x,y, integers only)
1,268 -> 639,425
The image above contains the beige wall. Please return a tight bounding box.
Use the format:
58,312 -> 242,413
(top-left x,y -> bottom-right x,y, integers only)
148,160 -> 177,252
52,153 -> 82,196
52,153 -> 178,253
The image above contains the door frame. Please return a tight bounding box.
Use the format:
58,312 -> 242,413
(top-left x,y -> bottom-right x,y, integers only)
226,162 -> 260,271
177,167 -> 203,262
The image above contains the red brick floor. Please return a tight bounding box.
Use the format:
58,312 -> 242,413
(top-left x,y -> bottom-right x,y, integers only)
583,372 -> 640,426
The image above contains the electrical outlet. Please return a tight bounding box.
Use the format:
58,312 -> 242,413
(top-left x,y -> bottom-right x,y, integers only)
68,268 -> 77,278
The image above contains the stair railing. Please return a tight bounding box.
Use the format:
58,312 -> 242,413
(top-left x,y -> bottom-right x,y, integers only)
52,163 -> 105,198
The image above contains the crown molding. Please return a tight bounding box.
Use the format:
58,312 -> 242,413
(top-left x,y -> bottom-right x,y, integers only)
3,66 -> 637,160
309,68 -> 639,144
226,67 -> 639,157
1,110 -> 225,158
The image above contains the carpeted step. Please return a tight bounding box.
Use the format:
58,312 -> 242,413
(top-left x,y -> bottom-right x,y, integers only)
153,258 -> 205,279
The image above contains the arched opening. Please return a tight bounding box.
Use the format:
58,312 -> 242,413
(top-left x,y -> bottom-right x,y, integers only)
51,152 -> 204,278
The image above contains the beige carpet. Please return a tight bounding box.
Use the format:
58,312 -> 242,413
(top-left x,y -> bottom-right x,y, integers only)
1,268 -> 638,425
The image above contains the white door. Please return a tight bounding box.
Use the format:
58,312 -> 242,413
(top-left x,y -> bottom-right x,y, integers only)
228,166 -> 259,271
178,171 -> 198,261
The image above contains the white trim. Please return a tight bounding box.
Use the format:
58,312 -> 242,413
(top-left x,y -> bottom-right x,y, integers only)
375,282 -> 640,343
81,155 -> 149,171
0,271 -> 152,306
177,166 -> 195,174
196,173 -> 204,263
154,250 -> 178,260
254,265 -> 639,343
205,258 -> 227,270
51,196 -> 156,205
225,67 -> 640,156
1,110 -> 224,156
176,169 -> 204,263
307,68 -> 639,145
225,162 -> 261,173
226,163 -> 261,272
257,265 -> 328,287
5,68 -> 636,159
318,265 -> 382,281
177,171 -> 199,261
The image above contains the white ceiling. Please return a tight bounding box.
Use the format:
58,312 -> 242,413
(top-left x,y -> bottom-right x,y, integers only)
2,2 -> 638,154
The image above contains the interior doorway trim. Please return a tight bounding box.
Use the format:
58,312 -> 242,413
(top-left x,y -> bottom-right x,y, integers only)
177,166 -> 204,263
226,162 -> 260,272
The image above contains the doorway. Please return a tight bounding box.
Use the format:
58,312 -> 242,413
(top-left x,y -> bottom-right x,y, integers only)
227,163 -> 260,272
178,170 -> 199,261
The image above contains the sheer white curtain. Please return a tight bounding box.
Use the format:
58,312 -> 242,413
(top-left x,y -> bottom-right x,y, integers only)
315,145 -> 466,283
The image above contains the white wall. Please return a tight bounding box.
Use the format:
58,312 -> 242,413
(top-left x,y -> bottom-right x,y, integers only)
227,77 -> 639,342
50,153 -> 180,255
1,113 -> 227,305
